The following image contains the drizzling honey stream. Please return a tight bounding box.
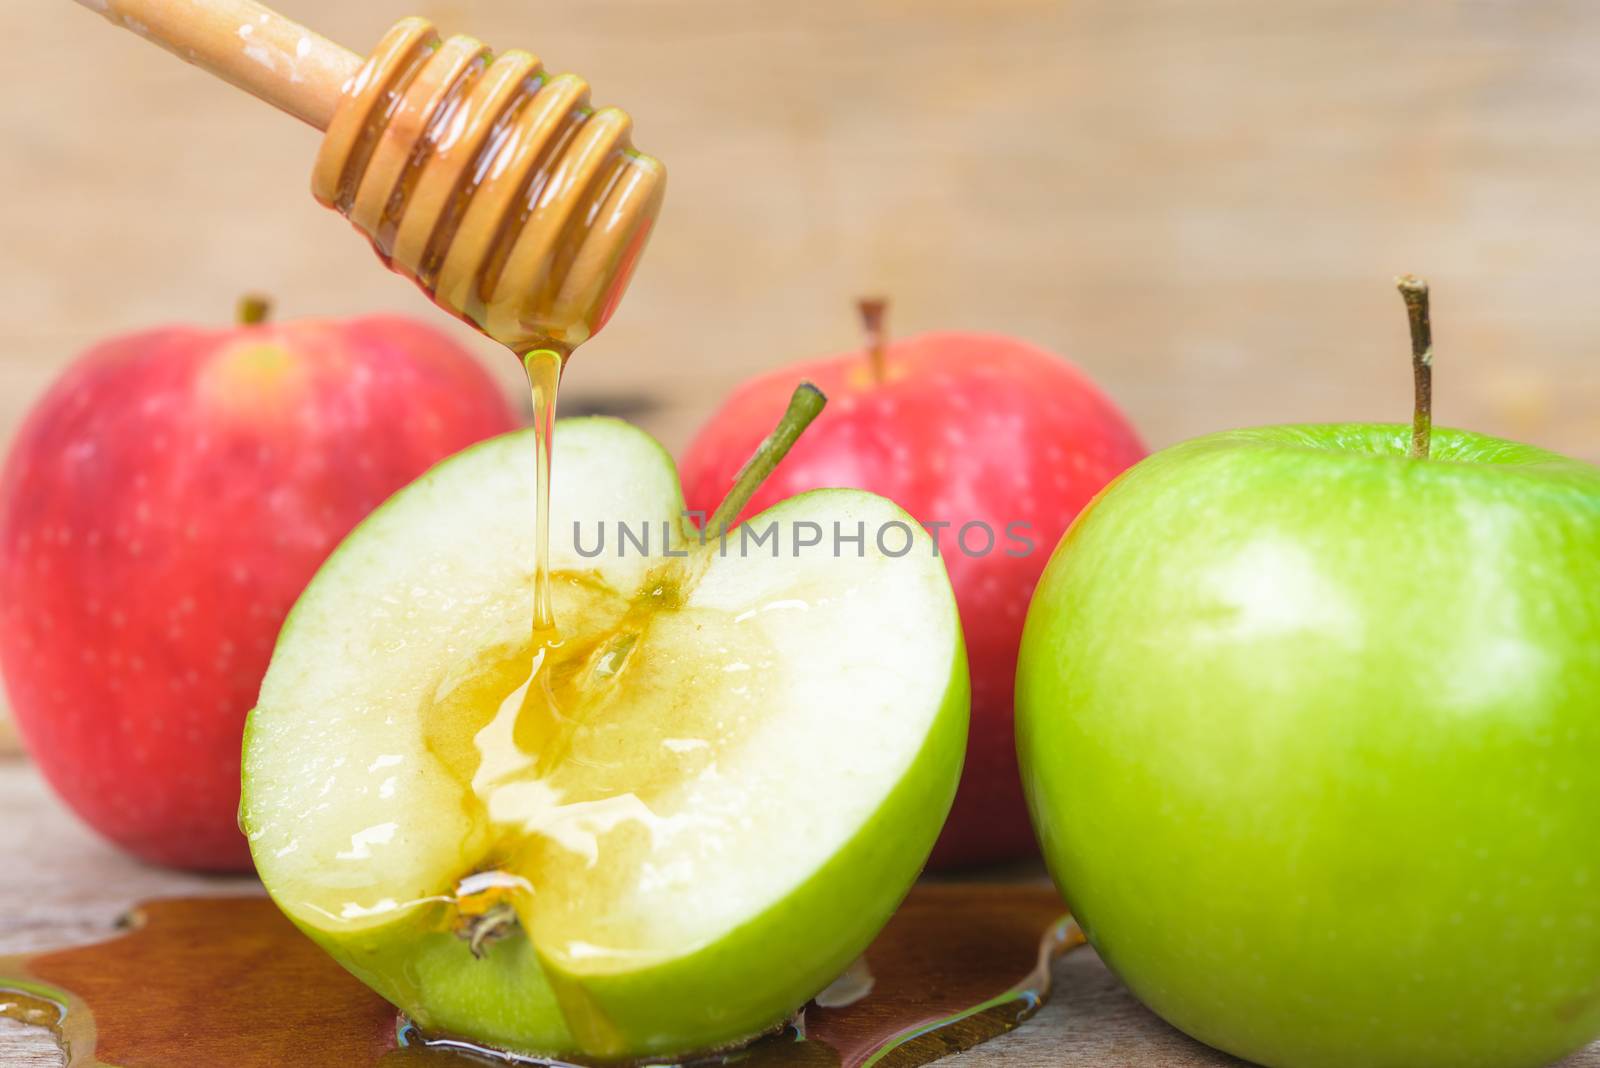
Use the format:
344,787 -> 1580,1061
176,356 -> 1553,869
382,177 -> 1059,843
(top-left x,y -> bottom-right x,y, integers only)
308,13 -> 671,825
308,10 -> 666,651
525,348 -> 564,636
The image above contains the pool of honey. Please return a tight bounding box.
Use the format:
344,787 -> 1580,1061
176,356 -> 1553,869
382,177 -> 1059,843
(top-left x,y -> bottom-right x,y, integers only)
0,884 -> 1079,1067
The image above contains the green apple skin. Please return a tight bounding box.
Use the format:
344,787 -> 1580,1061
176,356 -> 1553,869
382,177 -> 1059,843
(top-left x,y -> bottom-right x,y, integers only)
1016,424 -> 1600,1068
241,420 -> 969,1061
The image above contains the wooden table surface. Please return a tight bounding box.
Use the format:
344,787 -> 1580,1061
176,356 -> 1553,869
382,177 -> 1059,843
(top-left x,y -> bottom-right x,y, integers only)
2,757 -> 1596,1068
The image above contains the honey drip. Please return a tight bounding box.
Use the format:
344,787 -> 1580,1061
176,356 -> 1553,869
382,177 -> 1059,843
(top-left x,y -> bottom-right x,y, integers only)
525,348 -> 564,636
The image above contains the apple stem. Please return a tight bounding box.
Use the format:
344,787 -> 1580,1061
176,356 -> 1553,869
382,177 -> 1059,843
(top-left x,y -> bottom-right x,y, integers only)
704,382 -> 827,540
465,903 -> 519,959
1396,275 -> 1433,460
858,297 -> 889,384
579,383 -> 826,668
237,294 -> 273,326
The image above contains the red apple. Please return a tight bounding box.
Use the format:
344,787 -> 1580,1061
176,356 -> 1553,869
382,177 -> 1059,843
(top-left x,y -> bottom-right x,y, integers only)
0,299 -> 517,871
681,304 -> 1144,867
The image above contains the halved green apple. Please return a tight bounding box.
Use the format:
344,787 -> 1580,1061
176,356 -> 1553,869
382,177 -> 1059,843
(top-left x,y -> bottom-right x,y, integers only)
240,415 -> 968,1061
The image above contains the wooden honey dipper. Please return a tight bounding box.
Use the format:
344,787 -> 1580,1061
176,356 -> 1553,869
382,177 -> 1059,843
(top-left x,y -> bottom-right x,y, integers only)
73,0 -> 666,354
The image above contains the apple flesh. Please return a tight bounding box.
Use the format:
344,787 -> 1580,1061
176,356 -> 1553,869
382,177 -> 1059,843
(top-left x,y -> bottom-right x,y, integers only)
241,417 -> 968,1060
0,311 -> 516,870
682,330 -> 1143,867
1017,423 -> 1600,1068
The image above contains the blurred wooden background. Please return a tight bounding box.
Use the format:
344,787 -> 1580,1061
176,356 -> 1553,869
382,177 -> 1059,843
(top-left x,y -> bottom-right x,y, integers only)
3,0 -> 1600,739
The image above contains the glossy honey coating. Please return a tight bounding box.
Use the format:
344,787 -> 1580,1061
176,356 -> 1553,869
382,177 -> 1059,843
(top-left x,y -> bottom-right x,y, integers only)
313,17 -> 665,352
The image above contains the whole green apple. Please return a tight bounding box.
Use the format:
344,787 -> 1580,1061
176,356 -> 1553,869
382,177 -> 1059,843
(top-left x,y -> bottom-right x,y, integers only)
1018,400 -> 1600,1066
241,408 -> 968,1061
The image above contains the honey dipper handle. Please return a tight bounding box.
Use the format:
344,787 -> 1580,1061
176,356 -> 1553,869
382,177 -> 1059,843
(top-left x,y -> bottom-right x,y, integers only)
72,0 -> 363,130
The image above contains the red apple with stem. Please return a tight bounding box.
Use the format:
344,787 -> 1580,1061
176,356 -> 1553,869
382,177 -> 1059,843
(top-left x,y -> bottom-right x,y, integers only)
0,297 -> 517,871
681,302 -> 1145,867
